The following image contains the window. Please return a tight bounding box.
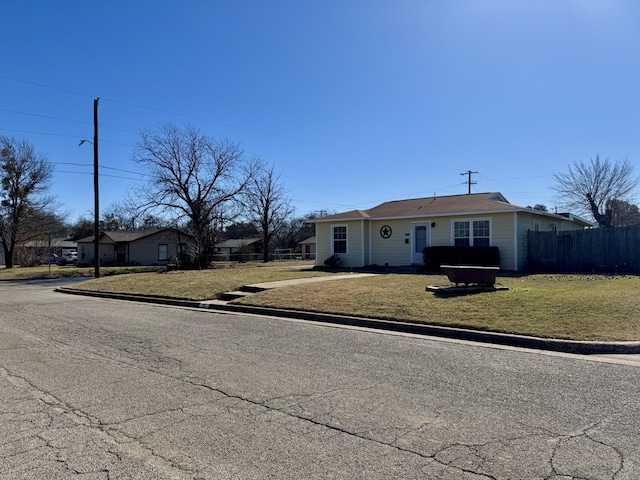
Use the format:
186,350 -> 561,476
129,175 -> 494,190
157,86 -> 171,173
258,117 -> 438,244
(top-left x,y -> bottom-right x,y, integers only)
158,244 -> 169,261
473,220 -> 490,246
332,225 -> 347,254
453,220 -> 490,246
454,221 -> 470,246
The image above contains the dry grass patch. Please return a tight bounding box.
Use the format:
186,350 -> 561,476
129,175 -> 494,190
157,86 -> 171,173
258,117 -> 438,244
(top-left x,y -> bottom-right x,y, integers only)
68,265 -> 338,301
235,273 -> 640,341
0,265 -> 157,281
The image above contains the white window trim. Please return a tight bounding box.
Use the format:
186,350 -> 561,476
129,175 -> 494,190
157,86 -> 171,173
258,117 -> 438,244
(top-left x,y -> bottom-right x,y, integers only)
158,244 -> 169,261
330,224 -> 348,255
451,218 -> 492,246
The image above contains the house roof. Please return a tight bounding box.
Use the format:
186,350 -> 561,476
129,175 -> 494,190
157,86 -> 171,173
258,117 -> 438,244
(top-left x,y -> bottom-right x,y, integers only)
21,238 -> 77,248
298,236 -> 316,245
77,228 -> 191,244
215,238 -> 260,248
311,192 -> 592,227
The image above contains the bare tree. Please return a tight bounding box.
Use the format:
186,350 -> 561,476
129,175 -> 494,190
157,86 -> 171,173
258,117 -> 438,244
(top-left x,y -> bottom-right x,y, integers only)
607,198 -> 640,227
552,155 -> 638,227
272,214 -> 316,251
0,137 -> 53,268
132,124 -> 256,266
242,163 -> 293,262
67,215 -> 95,241
99,200 -> 165,231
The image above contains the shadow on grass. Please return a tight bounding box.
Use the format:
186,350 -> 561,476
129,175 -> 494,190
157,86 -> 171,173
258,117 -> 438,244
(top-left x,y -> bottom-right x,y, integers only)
426,285 -> 510,297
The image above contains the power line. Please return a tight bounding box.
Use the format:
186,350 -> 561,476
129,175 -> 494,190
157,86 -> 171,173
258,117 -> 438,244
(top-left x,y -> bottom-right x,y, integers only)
0,75 -> 459,172
0,108 -> 138,134
0,75 -> 96,99
54,170 -> 141,181
0,128 -> 135,147
1,75 -> 370,154
52,162 -> 150,177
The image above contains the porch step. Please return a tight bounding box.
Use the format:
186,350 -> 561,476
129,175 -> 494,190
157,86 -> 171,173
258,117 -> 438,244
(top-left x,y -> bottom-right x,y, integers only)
219,290 -> 255,301
240,285 -> 269,293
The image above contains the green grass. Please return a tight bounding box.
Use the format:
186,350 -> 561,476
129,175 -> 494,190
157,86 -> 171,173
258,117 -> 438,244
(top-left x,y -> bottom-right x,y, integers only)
234,273 -> 640,342
7,262 -> 640,341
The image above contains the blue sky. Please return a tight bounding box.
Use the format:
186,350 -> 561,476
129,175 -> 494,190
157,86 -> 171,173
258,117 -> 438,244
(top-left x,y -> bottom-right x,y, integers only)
2,1 -> 639,223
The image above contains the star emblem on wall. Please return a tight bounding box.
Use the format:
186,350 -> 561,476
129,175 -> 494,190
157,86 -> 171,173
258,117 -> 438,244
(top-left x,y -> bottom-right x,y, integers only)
380,225 -> 392,239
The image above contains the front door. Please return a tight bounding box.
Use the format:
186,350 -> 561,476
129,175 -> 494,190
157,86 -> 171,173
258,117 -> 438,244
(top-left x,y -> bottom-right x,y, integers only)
116,243 -> 128,265
412,223 -> 430,264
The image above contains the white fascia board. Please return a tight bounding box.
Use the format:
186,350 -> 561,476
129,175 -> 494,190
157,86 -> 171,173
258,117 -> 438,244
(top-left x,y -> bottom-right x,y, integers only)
368,209 -> 521,221
310,217 -> 368,223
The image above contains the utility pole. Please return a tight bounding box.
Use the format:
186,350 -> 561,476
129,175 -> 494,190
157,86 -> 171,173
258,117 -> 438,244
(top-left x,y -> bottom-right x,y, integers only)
461,170 -> 478,194
93,98 -> 100,279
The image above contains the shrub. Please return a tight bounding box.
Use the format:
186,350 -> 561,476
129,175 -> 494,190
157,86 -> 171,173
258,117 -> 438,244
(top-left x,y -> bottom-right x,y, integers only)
423,246 -> 500,271
323,254 -> 342,268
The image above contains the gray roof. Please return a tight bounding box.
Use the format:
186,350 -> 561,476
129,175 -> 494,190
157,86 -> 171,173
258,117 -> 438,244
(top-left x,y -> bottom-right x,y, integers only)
21,238 -> 77,248
298,236 -> 316,245
77,228 -> 192,244
215,238 -> 260,248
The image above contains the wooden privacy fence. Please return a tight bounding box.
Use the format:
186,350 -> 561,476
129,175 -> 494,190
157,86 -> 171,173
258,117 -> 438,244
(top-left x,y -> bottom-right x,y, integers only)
527,227 -> 640,273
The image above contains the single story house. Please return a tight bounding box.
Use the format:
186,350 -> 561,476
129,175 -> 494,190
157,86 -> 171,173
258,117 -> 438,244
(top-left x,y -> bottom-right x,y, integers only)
298,236 -> 316,260
214,238 -> 261,261
77,228 -> 193,266
8,237 -> 77,266
310,192 -> 592,271
19,237 -> 77,256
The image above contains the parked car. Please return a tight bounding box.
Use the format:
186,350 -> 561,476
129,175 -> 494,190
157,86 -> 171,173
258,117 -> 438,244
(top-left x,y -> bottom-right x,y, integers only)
40,254 -> 73,266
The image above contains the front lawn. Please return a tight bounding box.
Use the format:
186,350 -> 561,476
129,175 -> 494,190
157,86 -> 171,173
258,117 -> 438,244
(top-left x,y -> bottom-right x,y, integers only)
234,273 -> 640,342
26,262 -> 640,342
0,265 -> 158,280
66,263 -> 337,300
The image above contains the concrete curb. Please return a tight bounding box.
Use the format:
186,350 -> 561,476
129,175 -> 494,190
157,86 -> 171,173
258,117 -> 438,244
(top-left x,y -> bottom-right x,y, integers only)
56,287 -> 640,355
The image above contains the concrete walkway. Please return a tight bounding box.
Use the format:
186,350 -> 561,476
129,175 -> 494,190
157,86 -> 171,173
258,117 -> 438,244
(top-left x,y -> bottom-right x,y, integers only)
219,273 -> 378,301
57,274 -> 640,356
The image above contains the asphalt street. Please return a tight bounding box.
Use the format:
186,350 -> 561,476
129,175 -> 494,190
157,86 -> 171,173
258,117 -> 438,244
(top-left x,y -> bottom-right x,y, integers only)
1,279 -> 640,479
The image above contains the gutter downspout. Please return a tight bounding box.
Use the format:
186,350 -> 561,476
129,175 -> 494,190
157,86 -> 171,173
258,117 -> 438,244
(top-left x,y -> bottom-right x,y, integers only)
514,212 -> 519,271
362,220 -> 366,267
368,220 -> 372,266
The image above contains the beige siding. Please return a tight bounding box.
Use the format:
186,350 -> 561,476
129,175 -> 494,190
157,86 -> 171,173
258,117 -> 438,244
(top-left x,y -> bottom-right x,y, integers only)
78,231 -> 190,266
129,231 -> 182,265
315,221 -> 366,267
314,223 -> 331,266
491,213 -> 516,271
77,240 -> 112,265
370,219 -> 413,265
424,213 -> 517,270
316,212 -> 586,271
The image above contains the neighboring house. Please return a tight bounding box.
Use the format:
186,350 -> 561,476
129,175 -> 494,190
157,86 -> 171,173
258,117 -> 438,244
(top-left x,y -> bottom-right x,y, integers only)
77,228 -> 193,266
12,237 -> 77,266
20,237 -> 77,255
214,238 -> 261,261
298,236 -> 316,260
311,192 -> 592,271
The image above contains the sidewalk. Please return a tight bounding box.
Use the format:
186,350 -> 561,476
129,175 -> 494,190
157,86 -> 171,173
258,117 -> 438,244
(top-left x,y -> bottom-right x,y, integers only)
57,274 -> 640,356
